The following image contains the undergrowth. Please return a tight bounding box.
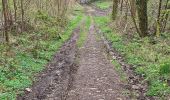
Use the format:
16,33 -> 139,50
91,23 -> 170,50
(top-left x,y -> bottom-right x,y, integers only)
93,0 -> 112,10
0,6 -> 83,100
94,16 -> 170,99
111,60 -> 127,82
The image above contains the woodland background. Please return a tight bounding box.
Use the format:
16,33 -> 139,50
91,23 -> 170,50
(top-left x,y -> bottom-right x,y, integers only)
0,0 -> 170,99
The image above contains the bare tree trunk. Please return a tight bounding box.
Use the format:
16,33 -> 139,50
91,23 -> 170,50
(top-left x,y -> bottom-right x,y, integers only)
137,0 -> 148,37
126,0 -> 140,34
120,0 -> 123,14
2,0 -> 10,43
162,0 -> 169,32
130,0 -> 136,17
13,0 -> 17,22
21,0 -> 24,33
156,0 -> 162,36
112,0 -> 118,20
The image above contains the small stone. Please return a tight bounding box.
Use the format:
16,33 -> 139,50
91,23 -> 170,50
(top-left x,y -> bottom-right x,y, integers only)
90,88 -> 97,90
132,85 -> 140,90
25,88 -> 32,92
112,56 -> 117,60
56,71 -> 61,75
108,89 -> 113,91
96,91 -> 101,93
116,98 -> 122,100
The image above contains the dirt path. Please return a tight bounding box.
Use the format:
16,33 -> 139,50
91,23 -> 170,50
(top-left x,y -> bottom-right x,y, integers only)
66,22 -> 128,100
65,6 -> 128,100
18,6 -> 129,100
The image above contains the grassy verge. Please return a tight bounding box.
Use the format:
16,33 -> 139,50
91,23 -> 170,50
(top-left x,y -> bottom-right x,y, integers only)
111,60 -> 127,82
93,0 -> 112,10
0,6 -> 83,100
77,16 -> 91,47
94,16 -> 170,98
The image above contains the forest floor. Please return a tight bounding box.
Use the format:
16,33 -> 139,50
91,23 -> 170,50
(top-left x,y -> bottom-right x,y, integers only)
18,5 -> 131,100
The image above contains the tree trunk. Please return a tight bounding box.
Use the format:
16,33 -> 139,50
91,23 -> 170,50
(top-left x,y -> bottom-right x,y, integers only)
21,0 -> 24,33
162,0 -> 169,32
156,0 -> 163,36
137,0 -> 148,37
2,0 -> 10,43
112,0 -> 118,20
13,0 -> 17,22
130,0 -> 136,17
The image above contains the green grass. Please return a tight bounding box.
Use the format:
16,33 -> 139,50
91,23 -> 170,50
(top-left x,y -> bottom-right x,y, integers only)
111,60 -> 127,82
93,0 -> 112,10
94,15 -> 170,99
0,8 -> 83,100
77,16 -> 91,47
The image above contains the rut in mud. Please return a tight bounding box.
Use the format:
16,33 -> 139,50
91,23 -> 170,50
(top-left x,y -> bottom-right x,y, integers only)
18,27 -> 81,100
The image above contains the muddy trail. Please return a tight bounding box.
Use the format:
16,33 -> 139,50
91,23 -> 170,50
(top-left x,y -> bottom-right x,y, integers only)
66,24 -> 129,100
17,26 -> 80,100
18,6 -> 136,100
